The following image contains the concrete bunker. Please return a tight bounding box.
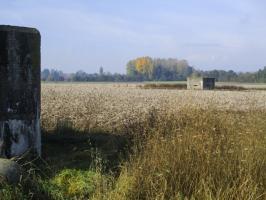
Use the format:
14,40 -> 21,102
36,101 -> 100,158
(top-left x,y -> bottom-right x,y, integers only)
187,77 -> 215,90
0,25 -> 41,158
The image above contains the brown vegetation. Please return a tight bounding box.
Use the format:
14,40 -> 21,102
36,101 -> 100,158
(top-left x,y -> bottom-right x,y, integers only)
98,107 -> 266,199
2,83 -> 265,199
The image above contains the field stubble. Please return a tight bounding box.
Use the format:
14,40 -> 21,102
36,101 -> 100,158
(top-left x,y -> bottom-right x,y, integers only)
41,83 -> 266,133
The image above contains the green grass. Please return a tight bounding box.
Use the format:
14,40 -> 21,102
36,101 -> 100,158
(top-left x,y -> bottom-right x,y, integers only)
39,169 -> 104,200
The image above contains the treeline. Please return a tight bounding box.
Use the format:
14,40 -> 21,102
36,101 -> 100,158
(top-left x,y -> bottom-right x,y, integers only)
41,57 -> 266,83
41,67 -> 131,82
197,68 -> 266,83
127,57 -> 266,82
126,57 -> 193,81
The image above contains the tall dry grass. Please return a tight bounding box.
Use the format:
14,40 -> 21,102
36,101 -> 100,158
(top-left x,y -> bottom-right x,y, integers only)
95,106 -> 266,200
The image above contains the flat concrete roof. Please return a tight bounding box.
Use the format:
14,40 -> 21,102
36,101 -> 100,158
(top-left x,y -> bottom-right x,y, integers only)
0,25 -> 40,35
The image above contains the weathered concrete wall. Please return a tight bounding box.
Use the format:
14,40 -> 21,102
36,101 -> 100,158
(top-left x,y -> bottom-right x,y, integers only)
187,77 -> 215,90
187,77 -> 203,90
0,25 -> 41,158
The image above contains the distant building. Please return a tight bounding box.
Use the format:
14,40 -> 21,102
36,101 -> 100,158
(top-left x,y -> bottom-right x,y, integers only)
187,77 -> 215,90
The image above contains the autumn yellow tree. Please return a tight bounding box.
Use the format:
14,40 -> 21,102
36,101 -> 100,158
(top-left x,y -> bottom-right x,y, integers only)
135,57 -> 154,79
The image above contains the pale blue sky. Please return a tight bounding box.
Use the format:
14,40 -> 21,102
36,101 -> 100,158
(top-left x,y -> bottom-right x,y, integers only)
1,0 -> 266,73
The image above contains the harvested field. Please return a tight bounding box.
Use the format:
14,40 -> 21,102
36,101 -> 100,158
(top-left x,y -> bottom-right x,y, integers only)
41,83 -> 266,132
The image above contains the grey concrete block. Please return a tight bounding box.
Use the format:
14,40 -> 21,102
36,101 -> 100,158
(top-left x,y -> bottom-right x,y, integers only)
0,25 -> 41,158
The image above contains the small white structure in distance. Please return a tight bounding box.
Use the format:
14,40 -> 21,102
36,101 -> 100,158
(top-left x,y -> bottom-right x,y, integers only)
187,77 -> 215,90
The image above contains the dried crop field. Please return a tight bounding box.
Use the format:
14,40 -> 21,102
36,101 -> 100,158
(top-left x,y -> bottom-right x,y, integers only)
41,82 -> 266,133
3,82 -> 265,199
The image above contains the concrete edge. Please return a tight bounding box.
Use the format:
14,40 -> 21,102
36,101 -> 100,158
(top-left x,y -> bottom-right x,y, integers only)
0,25 -> 40,35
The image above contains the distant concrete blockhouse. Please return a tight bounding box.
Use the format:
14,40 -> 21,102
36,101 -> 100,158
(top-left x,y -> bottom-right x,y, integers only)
187,77 -> 215,90
0,25 -> 41,158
